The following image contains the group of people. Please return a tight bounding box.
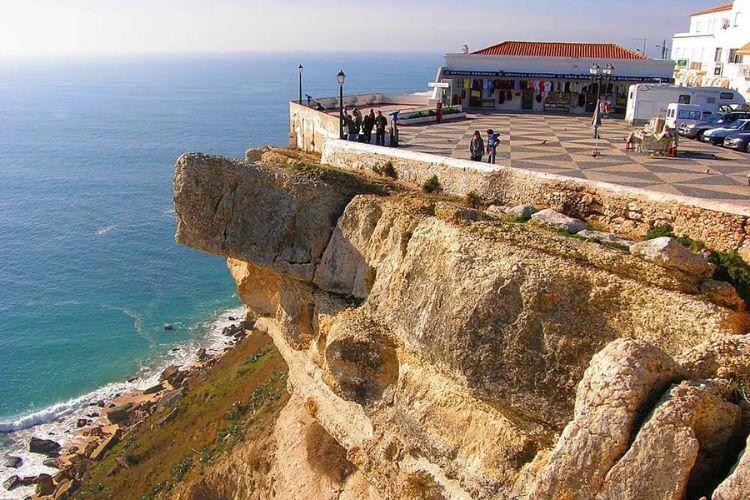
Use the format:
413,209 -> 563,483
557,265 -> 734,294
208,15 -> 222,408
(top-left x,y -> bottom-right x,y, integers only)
469,129 -> 501,163
344,107 -> 388,145
599,96 -> 614,117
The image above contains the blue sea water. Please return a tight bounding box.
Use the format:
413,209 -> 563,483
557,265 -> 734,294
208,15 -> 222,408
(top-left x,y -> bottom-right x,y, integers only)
0,52 -> 440,477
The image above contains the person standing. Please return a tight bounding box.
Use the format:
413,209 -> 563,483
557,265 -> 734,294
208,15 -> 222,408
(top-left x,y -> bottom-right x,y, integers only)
346,114 -> 358,141
363,109 -> 375,144
374,111 -> 387,146
470,130 -> 484,161
486,129 -> 500,164
353,107 -> 363,141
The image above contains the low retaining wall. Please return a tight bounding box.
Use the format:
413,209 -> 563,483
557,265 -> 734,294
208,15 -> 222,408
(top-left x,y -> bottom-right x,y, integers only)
321,139 -> 750,260
313,92 -> 431,110
289,102 -> 341,153
290,93 -> 433,153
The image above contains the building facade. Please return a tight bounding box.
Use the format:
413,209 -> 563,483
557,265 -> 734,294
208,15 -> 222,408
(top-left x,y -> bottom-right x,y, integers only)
434,41 -> 675,114
671,1 -> 750,101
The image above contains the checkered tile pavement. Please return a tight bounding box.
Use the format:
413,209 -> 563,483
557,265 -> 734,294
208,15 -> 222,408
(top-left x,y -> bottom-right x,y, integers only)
398,112 -> 750,206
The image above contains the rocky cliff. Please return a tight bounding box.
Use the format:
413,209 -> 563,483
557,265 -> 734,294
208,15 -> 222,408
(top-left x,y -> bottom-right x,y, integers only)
173,147 -> 750,499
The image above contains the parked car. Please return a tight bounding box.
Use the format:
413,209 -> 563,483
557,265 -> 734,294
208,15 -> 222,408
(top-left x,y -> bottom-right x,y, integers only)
701,119 -> 750,145
666,103 -> 704,132
681,112 -> 750,139
724,132 -> 750,153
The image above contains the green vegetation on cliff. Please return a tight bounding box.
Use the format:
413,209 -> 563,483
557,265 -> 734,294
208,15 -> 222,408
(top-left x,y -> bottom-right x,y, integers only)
75,332 -> 288,500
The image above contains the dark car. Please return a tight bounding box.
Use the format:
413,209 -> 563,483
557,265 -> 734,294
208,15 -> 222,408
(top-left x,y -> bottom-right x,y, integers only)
724,132 -> 750,153
701,119 -> 750,145
681,111 -> 750,139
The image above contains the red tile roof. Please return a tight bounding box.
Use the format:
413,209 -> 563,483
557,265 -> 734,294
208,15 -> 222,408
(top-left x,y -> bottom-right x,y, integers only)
472,41 -> 647,60
691,2 -> 733,16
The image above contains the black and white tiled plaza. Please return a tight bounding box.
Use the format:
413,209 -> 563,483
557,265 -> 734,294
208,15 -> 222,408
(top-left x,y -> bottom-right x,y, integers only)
398,111 -> 750,206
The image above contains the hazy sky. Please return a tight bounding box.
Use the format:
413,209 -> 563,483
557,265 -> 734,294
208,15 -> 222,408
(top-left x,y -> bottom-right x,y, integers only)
0,0 -> 715,58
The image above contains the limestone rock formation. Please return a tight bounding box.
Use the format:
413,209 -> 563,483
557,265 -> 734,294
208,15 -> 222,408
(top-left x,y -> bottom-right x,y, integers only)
174,152 -> 379,281
577,229 -> 634,247
599,379 -> 740,499
173,148 -> 750,499
529,339 -> 680,499
507,204 -> 538,220
530,208 -> 587,233
630,236 -> 715,278
713,433 -> 750,500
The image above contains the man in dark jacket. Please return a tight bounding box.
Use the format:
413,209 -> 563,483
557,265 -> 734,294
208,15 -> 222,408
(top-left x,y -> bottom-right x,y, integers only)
346,114 -> 359,141
362,109 -> 375,144
374,111 -> 387,146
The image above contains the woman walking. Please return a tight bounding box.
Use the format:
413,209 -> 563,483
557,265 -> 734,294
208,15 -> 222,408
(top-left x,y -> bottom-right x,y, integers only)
470,130 -> 484,161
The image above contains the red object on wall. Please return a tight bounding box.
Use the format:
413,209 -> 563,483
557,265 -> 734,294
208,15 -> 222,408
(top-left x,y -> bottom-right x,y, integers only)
436,102 -> 443,123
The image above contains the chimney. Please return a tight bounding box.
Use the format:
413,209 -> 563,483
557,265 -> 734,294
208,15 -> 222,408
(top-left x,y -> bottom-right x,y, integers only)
462,44 -> 469,54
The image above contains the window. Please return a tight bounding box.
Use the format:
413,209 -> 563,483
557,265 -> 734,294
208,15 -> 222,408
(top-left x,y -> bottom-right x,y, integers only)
679,95 -> 691,104
678,110 -> 702,120
715,48 -> 723,62
729,49 -> 742,63
721,92 -> 735,100
735,12 -> 742,26
695,20 -> 703,32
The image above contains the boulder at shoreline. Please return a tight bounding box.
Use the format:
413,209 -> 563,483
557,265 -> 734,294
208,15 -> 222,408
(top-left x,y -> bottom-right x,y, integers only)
1,455 -> 22,468
29,437 -> 61,455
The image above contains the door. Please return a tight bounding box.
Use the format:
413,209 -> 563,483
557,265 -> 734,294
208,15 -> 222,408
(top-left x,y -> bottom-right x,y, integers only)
522,90 -> 533,110
469,90 -> 482,108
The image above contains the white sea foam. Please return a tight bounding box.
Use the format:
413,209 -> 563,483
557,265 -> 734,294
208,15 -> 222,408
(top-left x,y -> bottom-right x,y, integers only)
96,225 -> 117,235
0,305 -> 247,499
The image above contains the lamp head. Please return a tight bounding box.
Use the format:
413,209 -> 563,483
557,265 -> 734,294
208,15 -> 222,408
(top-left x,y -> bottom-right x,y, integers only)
298,64 -> 303,75
589,63 -> 601,76
337,70 -> 346,86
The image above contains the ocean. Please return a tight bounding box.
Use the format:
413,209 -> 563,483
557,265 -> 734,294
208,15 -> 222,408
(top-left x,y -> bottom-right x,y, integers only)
0,52 -> 440,493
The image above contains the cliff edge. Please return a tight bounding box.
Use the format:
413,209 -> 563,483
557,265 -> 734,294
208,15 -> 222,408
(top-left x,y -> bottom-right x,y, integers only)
172,147 -> 750,499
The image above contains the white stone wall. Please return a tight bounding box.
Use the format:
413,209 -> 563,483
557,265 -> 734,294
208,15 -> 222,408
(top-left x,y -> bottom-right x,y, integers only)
321,139 -> 750,260
289,102 -> 341,153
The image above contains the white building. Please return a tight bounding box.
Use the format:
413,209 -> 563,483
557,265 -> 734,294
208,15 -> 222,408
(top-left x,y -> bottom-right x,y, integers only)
671,1 -> 750,101
434,41 -> 675,114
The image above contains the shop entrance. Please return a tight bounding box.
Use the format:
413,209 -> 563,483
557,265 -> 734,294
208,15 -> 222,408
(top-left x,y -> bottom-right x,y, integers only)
469,90 -> 482,108
585,83 -> 600,113
521,90 -> 534,110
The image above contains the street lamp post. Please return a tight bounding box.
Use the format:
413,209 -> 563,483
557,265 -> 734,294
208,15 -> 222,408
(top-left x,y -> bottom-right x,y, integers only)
633,37 -> 647,57
337,70 -> 346,140
655,40 -> 670,59
298,65 -> 303,105
590,63 -> 614,146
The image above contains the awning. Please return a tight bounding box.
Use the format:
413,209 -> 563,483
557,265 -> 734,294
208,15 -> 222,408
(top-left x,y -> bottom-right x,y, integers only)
738,42 -> 750,56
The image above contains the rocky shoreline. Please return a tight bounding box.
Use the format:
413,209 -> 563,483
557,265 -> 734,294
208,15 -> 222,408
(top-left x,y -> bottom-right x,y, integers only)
2,317 -> 254,499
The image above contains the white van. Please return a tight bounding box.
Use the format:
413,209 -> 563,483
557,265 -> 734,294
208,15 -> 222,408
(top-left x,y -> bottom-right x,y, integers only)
625,84 -> 746,124
665,103 -> 705,131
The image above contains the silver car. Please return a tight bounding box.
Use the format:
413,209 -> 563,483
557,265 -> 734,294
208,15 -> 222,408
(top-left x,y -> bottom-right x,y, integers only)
701,119 -> 750,145
724,132 -> 750,153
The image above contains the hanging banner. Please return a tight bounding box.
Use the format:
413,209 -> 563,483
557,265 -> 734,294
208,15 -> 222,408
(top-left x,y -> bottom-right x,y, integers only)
443,69 -> 672,83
